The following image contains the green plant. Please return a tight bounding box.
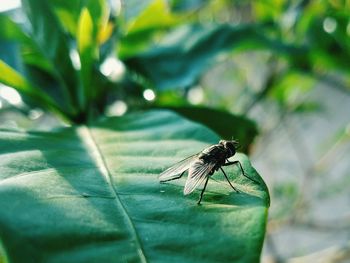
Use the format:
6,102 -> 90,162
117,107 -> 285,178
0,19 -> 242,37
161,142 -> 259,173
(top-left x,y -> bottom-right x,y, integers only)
0,1 -> 271,262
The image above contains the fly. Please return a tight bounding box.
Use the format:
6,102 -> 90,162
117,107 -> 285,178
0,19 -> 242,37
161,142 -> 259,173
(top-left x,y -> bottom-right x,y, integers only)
159,140 -> 260,205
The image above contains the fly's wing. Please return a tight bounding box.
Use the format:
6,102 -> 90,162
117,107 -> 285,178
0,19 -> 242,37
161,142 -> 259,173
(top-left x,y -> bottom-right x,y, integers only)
159,154 -> 198,182
183,159 -> 216,195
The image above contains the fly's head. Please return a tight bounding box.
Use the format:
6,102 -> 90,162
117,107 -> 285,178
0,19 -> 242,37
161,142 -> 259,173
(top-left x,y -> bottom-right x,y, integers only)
219,140 -> 239,158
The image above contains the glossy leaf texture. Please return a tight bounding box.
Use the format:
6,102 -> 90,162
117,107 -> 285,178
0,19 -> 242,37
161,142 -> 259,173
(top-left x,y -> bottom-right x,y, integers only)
0,110 -> 269,262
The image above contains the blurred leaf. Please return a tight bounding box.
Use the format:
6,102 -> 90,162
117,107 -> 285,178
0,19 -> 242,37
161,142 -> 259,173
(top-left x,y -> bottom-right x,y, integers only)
118,0 -> 185,58
308,19 -> 350,73
51,0 -> 83,36
0,41 -> 22,76
0,14 -> 28,41
253,1 -> 285,22
170,0 -> 207,12
0,14 -> 53,73
84,0 -> 108,38
0,238 -> 8,263
125,0 -> 181,34
0,110 -> 269,262
98,20 -> 114,45
121,0 -> 154,22
160,106 -> 258,153
0,13 -> 72,112
293,101 -> 324,114
270,71 -> 315,108
77,7 -> 95,109
154,89 -> 188,106
124,23 -> 306,90
51,0 -> 108,40
22,0 -> 81,111
0,60 -> 66,118
0,60 -> 35,93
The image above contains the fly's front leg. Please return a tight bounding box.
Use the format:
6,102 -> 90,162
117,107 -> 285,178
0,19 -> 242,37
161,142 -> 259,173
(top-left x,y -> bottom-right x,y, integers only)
223,160 -> 260,184
220,167 -> 239,193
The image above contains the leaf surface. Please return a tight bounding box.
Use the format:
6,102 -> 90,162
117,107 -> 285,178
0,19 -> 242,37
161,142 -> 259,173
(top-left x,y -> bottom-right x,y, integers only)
0,110 -> 269,262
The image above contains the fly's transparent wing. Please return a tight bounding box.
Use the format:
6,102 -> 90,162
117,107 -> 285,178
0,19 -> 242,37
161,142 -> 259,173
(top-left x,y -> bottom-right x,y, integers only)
159,154 -> 198,182
183,160 -> 216,195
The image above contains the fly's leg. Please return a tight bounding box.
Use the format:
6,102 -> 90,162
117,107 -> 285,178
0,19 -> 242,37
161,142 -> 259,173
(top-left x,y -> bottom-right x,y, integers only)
197,177 -> 209,205
160,171 -> 186,183
223,160 -> 260,184
220,167 -> 239,193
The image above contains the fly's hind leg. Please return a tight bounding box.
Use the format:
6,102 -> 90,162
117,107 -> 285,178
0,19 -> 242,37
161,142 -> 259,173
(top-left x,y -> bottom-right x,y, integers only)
160,171 -> 186,183
220,167 -> 239,193
197,177 -> 209,205
223,160 -> 260,184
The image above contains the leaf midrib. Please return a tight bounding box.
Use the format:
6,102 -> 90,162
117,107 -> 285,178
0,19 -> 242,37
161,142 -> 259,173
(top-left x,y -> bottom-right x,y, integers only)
78,126 -> 148,263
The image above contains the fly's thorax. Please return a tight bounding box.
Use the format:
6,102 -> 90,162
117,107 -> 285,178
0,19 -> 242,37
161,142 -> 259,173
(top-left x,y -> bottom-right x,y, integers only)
201,144 -> 219,154
199,144 -> 227,162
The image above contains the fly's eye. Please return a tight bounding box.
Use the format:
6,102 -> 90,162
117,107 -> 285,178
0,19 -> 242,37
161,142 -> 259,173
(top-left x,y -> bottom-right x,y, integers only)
225,142 -> 236,155
226,142 -> 233,149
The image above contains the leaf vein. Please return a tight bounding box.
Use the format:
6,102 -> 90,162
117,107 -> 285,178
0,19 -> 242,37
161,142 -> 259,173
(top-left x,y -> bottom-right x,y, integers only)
79,126 -> 148,263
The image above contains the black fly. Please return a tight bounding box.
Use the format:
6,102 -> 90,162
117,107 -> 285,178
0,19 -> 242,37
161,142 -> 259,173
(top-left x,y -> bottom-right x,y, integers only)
159,140 -> 260,205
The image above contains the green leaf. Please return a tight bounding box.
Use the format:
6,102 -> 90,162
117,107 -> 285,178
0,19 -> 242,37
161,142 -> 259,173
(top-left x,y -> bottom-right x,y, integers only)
0,60 -> 67,118
269,71 -> 316,108
124,23 -> 306,90
50,0 -> 84,36
160,106 -> 258,153
77,7 -> 95,109
0,14 -> 54,73
52,0 -> 109,42
0,238 -> 9,263
0,110 -> 269,262
22,0 -> 81,111
118,0 -> 185,58
0,60 -> 37,92
125,0 -> 180,33
0,14 -> 29,41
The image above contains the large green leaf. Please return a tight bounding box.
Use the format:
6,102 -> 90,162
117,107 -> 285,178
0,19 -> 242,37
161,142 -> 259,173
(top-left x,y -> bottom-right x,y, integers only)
0,110 -> 269,262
